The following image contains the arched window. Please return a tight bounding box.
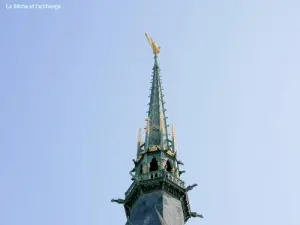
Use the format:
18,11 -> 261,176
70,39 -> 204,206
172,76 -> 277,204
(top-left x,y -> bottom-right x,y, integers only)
166,160 -> 172,173
149,157 -> 158,172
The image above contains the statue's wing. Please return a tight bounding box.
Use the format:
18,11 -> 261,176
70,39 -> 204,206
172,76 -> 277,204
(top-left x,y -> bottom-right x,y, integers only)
145,32 -> 160,55
145,33 -> 153,48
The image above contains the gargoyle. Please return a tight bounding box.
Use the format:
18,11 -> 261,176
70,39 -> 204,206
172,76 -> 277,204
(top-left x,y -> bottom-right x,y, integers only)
185,183 -> 198,192
190,212 -> 203,218
132,159 -> 138,166
179,170 -> 186,175
177,160 -> 184,166
129,171 -> 139,182
111,198 -> 125,204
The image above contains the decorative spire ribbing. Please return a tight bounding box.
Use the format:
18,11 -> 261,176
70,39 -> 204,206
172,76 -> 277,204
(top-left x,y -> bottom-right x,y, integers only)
143,54 -> 169,151
135,33 -> 177,159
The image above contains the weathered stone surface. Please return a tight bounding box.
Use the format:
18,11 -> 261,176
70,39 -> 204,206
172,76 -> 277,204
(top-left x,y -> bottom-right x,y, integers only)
125,191 -> 184,225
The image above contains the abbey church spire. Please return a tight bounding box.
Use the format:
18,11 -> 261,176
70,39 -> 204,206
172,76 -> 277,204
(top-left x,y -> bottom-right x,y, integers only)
111,33 -> 203,225
140,55 -> 170,153
136,33 -> 177,161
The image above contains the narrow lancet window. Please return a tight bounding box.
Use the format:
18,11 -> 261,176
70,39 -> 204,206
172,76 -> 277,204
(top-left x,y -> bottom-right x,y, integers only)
166,160 -> 172,173
149,157 -> 158,172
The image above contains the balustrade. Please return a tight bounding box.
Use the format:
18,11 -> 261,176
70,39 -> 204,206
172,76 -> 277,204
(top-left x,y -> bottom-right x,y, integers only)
125,169 -> 185,197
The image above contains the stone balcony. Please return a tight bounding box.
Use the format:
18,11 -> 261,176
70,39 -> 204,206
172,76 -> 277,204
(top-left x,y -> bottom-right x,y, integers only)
125,169 -> 185,197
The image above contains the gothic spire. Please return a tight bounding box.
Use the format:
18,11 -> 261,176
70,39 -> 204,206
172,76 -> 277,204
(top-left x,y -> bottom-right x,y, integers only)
144,55 -> 169,150
112,34 -> 202,225
135,33 -> 178,160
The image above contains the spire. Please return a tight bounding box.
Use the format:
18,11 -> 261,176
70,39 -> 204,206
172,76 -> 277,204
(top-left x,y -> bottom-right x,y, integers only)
135,33 -> 176,159
111,34 -> 202,225
144,54 -> 169,150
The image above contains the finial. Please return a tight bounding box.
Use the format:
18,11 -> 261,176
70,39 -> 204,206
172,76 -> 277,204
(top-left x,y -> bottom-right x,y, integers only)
171,125 -> 176,147
137,128 -> 142,144
160,112 -> 166,133
146,117 -> 150,134
171,124 -> 175,138
145,33 -> 161,55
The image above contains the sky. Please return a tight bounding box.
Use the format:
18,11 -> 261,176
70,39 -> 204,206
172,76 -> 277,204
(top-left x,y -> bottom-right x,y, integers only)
1,0 -> 300,225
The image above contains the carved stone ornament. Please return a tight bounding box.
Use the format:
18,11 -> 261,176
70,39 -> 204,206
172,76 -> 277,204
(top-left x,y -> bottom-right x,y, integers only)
166,150 -> 176,157
149,145 -> 158,152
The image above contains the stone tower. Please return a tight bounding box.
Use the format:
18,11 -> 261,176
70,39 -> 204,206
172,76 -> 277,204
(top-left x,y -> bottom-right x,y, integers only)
111,34 -> 203,225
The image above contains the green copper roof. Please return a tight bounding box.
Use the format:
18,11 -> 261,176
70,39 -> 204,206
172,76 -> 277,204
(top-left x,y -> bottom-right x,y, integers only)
136,53 -> 178,160
145,55 -> 169,150
144,55 -> 169,150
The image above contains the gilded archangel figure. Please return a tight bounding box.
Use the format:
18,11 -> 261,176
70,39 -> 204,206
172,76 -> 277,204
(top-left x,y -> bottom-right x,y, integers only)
145,33 -> 161,55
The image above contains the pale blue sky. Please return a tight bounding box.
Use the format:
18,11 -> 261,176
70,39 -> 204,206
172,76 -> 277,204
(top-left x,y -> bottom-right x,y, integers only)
1,0 -> 300,225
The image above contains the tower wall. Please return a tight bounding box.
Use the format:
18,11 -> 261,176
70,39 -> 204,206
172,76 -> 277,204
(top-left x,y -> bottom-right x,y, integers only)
126,191 -> 184,225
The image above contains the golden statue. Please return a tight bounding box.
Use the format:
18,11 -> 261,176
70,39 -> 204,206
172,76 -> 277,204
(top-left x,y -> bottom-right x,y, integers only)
145,33 -> 160,55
